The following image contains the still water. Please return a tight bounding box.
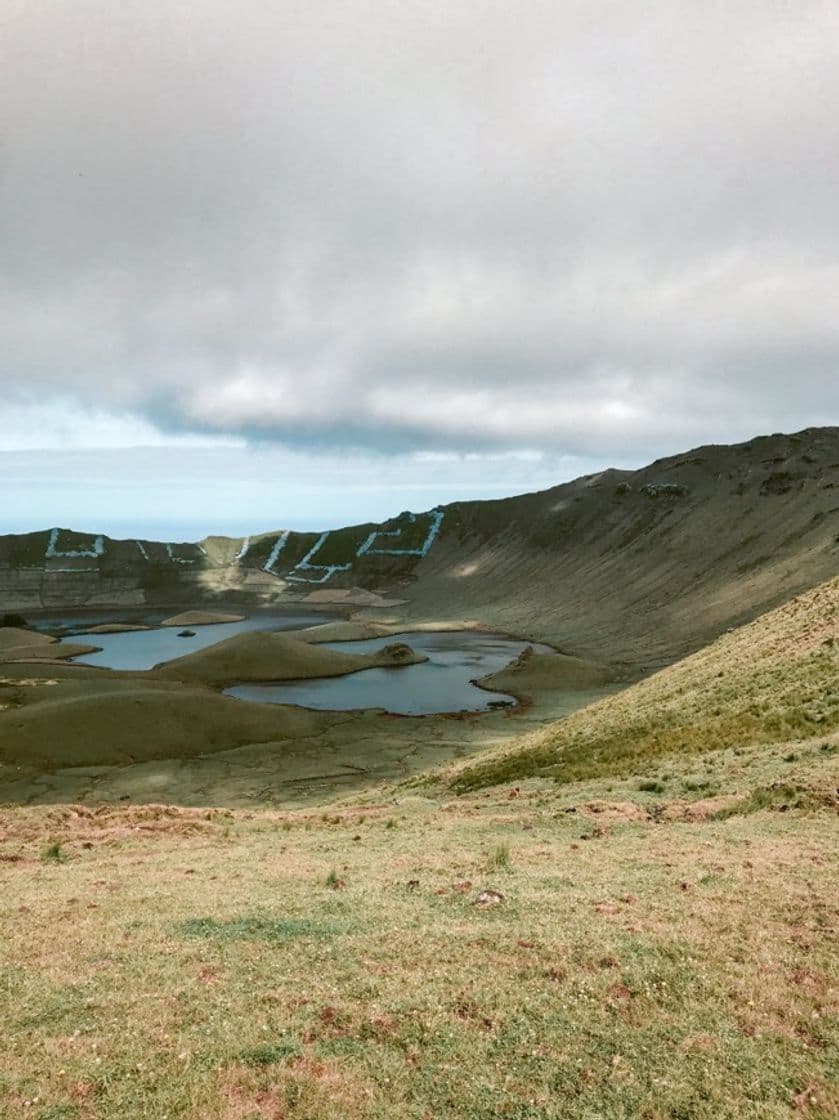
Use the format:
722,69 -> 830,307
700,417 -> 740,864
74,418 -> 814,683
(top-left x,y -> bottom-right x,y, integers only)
64,612 -> 330,670
226,631 -> 553,715
40,612 -> 551,714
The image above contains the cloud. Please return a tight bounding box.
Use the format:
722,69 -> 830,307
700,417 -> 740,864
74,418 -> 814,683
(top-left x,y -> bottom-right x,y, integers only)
1,0 -> 837,459
0,442 -> 600,539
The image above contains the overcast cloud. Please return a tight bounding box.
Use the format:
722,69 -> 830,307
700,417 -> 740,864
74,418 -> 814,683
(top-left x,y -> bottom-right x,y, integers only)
1,1 -> 838,533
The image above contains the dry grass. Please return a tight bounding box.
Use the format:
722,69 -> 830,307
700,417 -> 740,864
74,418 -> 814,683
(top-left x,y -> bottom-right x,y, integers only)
1,733 -> 836,1119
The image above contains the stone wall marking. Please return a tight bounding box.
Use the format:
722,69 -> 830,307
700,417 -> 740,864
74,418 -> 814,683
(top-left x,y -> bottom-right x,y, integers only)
54,509 -> 448,583
262,531 -> 290,574
356,508 -> 444,558
42,567 -> 99,574
286,532 -> 353,584
45,528 -> 105,559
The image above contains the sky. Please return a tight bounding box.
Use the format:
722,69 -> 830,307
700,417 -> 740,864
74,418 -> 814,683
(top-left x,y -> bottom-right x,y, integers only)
2,1 -> 838,539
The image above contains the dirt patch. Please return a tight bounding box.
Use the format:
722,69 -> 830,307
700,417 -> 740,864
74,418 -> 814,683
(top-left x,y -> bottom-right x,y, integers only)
660,795 -> 744,821
575,800 -> 650,822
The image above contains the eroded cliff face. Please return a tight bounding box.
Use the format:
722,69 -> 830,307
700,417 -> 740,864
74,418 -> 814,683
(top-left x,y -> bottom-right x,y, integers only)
2,427 -> 838,665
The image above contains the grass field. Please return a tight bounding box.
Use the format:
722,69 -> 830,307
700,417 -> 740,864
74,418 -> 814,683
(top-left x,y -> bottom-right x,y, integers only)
1,730 -> 836,1119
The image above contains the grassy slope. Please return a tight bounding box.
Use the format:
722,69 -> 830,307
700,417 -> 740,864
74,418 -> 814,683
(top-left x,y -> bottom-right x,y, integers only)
443,575 -> 839,792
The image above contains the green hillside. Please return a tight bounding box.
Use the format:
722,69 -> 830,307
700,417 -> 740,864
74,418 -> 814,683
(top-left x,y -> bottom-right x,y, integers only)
446,575 -> 839,792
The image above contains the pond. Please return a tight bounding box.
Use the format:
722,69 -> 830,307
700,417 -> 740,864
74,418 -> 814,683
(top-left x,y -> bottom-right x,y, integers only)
42,611 -> 552,714
64,611 -> 331,670
226,630 -> 554,715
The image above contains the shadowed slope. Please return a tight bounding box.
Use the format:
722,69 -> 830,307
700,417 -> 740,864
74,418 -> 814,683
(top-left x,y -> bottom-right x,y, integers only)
397,427 -> 839,665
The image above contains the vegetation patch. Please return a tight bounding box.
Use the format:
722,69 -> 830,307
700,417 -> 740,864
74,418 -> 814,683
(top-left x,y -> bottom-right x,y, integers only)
174,914 -> 331,943
239,1036 -> 301,1066
40,840 -> 66,863
486,843 -> 512,871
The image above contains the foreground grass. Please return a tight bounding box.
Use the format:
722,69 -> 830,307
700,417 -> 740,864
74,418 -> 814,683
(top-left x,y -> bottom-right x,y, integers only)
444,576 -> 839,792
1,734 -> 836,1119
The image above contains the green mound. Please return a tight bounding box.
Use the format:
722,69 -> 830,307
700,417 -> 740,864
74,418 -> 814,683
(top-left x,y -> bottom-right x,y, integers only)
0,627 -> 99,663
153,630 -> 426,688
478,648 -> 614,697
294,620 -> 397,643
0,627 -> 55,653
0,680 -> 337,769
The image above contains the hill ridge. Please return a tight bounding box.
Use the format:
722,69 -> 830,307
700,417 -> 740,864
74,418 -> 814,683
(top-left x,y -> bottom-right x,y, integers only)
1,425 -> 838,666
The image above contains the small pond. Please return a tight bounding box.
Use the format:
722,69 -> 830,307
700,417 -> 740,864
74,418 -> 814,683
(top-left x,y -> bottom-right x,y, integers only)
64,611 -> 331,671
226,630 -> 554,715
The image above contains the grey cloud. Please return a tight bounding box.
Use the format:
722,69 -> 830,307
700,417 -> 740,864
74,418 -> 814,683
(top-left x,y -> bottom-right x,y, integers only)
1,0 -> 838,459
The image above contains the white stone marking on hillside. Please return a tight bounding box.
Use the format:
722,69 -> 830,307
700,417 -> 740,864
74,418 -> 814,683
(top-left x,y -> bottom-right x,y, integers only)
136,541 -> 149,560
263,531 -> 291,574
356,508 -> 444,557
43,568 -> 99,574
45,528 -> 105,559
235,536 -> 251,561
286,532 -> 353,584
